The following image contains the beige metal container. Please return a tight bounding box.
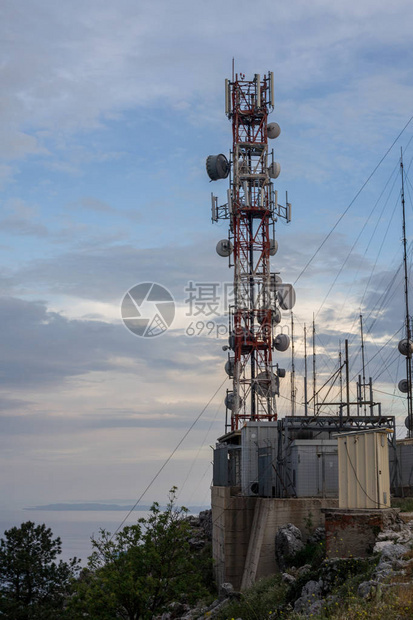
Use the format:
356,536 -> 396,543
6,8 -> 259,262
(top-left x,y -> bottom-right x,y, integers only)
336,429 -> 392,509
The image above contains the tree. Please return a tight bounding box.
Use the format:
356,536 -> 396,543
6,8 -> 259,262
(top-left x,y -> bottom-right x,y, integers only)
0,521 -> 80,619
69,488 -> 211,620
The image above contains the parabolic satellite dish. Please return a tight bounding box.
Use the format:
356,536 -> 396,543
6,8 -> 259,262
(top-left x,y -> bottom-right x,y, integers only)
269,239 -> 278,256
225,391 -> 242,410
255,371 -> 278,397
268,161 -> 281,179
216,239 -> 233,257
225,358 -> 235,377
274,334 -> 290,352
398,339 -> 413,356
399,379 -> 410,394
267,122 -> 281,139
206,154 -> 230,181
277,284 -> 296,310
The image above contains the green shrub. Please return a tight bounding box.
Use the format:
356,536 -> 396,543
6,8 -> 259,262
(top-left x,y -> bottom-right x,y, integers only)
286,540 -> 326,571
391,497 -> 413,512
215,574 -> 287,620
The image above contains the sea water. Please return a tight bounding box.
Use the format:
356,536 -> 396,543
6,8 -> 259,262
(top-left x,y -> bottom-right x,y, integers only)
0,508 -> 150,565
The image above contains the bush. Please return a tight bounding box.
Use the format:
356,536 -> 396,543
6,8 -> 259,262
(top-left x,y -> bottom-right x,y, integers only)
68,488 -> 213,619
391,497 -> 413,512
215,574 -> 287,620
286,540 -> 326,571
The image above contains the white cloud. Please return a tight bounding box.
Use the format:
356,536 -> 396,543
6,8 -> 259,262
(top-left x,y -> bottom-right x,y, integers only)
1,0 -> 413,171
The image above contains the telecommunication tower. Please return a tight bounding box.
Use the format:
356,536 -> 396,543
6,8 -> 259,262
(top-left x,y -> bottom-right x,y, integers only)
206,71 -> 295,431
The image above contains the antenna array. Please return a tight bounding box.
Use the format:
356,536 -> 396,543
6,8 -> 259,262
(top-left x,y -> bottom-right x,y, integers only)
206,71 -> 295,431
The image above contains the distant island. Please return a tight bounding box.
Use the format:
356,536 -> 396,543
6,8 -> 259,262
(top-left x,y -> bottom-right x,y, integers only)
25,503 -> 209,512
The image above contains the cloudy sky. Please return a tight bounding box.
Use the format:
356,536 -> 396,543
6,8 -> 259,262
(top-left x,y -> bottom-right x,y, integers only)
1,0 -> 413,514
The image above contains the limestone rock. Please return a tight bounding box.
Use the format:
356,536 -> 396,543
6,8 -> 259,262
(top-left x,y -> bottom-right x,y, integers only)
296,563 -> 312,578
308,599 -> 324,616
377,531 -> 400,542
377,524 -> 413,545
392,558 -> 408,570
374,561 -> 394,581
220,582 -> 234,598
373,540 -> 390,553
187,537 -> 205,550
281,572 -> 296,585
358,580 -> 379,600
294,579 -> 322,613
308,526 -> 326,545
379,543 -> 409,561
199,509 -> 212,540
301,579 -> 322,598
275,523 -> 304,569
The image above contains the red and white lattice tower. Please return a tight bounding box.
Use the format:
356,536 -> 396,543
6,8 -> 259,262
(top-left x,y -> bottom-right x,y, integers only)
207,71 -> 295,431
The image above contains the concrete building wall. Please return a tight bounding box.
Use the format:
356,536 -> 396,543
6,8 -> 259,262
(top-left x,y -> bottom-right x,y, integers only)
211,486 -> 338,590
211,486 -> 257,588
257,496 -> 339,581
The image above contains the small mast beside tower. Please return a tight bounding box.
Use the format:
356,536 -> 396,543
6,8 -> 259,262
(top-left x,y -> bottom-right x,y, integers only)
206,70 -> 295,431
397,150 -> 413,437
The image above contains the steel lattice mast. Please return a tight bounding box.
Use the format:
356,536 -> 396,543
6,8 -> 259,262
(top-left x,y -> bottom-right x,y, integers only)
207,71 -> 294,431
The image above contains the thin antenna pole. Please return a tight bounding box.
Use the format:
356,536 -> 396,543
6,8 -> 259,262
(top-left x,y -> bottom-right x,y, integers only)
369,377 -> 374,415
249,216 -> 256,421
339,342 -> 343,425
312,314 -> 317,415
401,148 -> 413,436
338,340 -> 343,428
304,324 -> 308,416
360,313 -> 367,415
345,339 -> 350,418
291,312 -> 295,416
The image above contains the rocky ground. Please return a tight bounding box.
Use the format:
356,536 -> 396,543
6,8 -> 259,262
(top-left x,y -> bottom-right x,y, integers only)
156,509 -> 413,619
270,519 -> 412,615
